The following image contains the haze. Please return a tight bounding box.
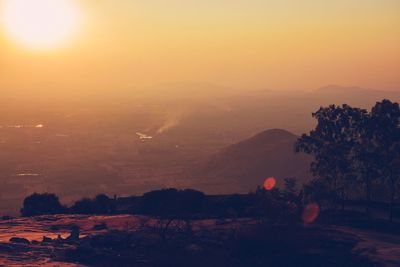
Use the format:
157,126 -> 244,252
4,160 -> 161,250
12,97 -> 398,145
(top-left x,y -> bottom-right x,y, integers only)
1,2 -> 400,266
0,1 -> 400,216
1,0 -> 399,99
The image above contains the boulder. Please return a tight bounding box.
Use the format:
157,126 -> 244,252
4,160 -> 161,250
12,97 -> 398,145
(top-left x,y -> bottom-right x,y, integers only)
9,237 -> 30,245
66,226 -> 80,242
42,236 -> 54,243
92,222 -> 108,231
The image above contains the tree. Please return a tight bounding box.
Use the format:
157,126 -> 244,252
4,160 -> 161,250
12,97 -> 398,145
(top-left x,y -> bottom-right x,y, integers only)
283,177 -> 297,195
370,100 -> 400,221
94,194 -> 116,214
140,189 -> 204,242
282,177 -> 298,203
252,185 -> 299,224
297,100 -> 400,220
141,188 -> 205,217
21,193 -> 66,217
295,104 -> 366,212
70,198 -> 95,214
70,194 -> 116,214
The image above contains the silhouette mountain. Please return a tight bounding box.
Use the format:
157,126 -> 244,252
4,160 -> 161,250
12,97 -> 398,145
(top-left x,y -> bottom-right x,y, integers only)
196,129 -> 312,193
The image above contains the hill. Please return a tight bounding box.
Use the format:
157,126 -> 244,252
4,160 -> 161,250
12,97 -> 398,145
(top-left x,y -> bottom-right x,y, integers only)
194,129 -> 313,193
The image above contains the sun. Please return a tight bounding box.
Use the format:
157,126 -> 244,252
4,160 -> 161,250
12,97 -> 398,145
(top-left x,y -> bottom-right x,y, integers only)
2,0 -> 82,50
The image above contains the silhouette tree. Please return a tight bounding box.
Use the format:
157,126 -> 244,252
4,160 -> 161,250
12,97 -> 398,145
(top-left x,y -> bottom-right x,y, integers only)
140,189 -> 205,242
70,194 -> 116,214
303,178 -> 333,210
297,100 -> 400,220
370,100 -> 400,221
296,104 -> 366,212
94,194 -> 116,214
350,100 -> 400,217
21,193 -> 66,217
282,177 -> 298,204
283,177 -> 297,195
141,188 -> 205,217
70,198 -> 95,214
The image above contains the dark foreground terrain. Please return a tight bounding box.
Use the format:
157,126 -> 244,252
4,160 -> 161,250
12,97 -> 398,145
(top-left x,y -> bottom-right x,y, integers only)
1,214 -> 399,266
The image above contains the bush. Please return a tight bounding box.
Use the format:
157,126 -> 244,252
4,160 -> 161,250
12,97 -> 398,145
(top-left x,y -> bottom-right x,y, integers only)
140,188 -> 205,217
70,194 -> 116,215
303,179 -> 335,209
21,193 -> 67,217
70,198 -> 95,214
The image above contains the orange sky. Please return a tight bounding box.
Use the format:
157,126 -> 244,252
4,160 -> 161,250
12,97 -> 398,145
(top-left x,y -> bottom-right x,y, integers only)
0,0 -> 399,97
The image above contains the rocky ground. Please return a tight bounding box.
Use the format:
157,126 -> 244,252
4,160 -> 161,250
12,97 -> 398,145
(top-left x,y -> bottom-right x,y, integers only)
0,215 -> 399,266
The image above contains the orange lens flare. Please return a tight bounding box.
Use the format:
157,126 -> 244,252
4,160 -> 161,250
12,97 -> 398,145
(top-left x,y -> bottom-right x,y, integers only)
263,177 -> 276,191
302,203 -> 320,224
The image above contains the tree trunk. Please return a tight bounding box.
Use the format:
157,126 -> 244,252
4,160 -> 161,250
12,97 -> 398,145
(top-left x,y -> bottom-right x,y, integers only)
333,177 -> 338,211
340,188 -> 346,221
365,179 -> 371,218
389,178 -> 395,223
389,194 -> 394,223
341,189 -> 345,216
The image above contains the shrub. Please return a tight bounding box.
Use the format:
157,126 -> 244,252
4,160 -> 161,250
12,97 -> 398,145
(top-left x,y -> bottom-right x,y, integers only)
141,188 -> 205,217
21,193 -> 66,217
70,194 -> 116,215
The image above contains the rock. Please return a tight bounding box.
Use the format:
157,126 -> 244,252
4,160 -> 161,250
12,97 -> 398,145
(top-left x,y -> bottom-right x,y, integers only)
66,225 -> 80,242
50,225 -> 61,231
9,237 -> 30,245
92,222 -> 108,231
56,234 -> 64,242
0,244 -> 13,252
42,236 -> 54,243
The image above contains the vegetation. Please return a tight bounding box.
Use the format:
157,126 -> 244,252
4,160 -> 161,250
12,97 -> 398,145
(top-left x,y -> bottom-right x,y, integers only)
70,194 -> 116,215
21,193 -> 67,217
20,184 -> 303,224
139,188 -> 205,217
61,223 -> 375,267
19,99 -> 399,224
8,99 -> 400,267
296,99 -> 400,221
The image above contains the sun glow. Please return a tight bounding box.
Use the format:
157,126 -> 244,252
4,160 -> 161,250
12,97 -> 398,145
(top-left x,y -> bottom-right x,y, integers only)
2,0 -> 82,50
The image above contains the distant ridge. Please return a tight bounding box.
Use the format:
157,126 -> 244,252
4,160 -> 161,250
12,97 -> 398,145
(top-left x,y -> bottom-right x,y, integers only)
314,85 -> 400,98
317,85 -> 372,92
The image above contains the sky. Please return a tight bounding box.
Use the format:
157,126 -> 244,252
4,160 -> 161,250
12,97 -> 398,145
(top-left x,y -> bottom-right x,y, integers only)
0,0 -> 399,97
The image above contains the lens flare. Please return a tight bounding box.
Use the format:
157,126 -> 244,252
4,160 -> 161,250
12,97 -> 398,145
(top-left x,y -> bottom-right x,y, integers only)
302,203 -> 320,224
263,177 -> 276,191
